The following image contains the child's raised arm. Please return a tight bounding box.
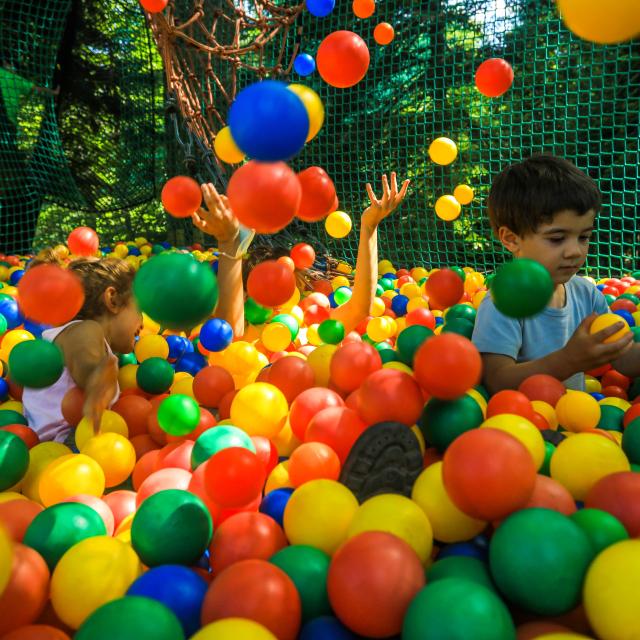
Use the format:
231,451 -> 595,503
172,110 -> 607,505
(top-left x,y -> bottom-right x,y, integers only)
331,172 -> 410,334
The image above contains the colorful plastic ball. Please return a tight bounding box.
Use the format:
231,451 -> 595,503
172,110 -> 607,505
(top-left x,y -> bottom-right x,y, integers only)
75,595 -> 184,640
316,31 -> 370,89
325,211 -> 352,238
259,487 -> 294,528
296,166 -> 337,222
294,53 -> 316,77
157,394 -> 200,437
134,253 -> 218,330
435,194 -> 462,221
80,433 -> 136,487
0,298 -> 23,329
330,342 -> 381,394
475,58 -> 514,97
396,324 -> 433,365
491,258 -> 554,318
481,414 -> 545,469
136,468 -> 192,506
290,243 -> 315,269
403,578 -> 515,640
131,489 -> 212,566
453,184 -> 474,205
126,566 -> 207,637
102,490 -> 136,531
38,454 -> 105,507
50,536 -> 141,629
136,357 -> 174,394
327,531 -> 425,638
230,382 -> 289,438
247,260 -> 296,308
229,80 -> 309,162
585,471 -> 640,537
306,0 -> 334,17
289,387 -> 344,441
570,508 -> 628,555
0,431 -> 28,491
193,366 -> 234,408
214,126 -> 244,164
161,176 -> 202,218
75,409 -> 128,449
0,499 -> 43,544
140,0 -> 168,12
201,559 -> 301,639
8,340 -> 63,389
428,137 -> 457,165
191,425 -> 255,469
204,448 -> 265,508
426,556 -> 494,591
519,374 -> 566,406
285,84 -> 324,144
67,227 -> 99,257
317,319 -> 344,344
442,428 -> 537,521
352,0 -> 375,18
288,442 -> 341,487
373,22 -> 394,45
589,312 -> 631,343
284,480 -> 358,555
424,268 -> 464,308
192,619 -> 277,640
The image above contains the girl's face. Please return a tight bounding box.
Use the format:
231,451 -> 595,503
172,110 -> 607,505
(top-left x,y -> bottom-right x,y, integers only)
111,296 -> 143,354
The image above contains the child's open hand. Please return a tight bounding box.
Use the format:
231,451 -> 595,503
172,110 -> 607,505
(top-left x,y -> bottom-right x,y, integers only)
362,172 -> 410,230
192,183 -> 239,247
83,354 -> 119,434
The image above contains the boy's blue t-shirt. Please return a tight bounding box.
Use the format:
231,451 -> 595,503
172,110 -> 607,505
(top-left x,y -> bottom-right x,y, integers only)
472,276 -> 609,391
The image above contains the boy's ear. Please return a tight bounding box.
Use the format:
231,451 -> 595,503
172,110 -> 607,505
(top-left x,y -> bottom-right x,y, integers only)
498,226 -> 522,254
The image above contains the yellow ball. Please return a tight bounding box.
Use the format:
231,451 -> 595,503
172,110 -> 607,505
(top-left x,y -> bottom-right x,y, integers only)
400,282 -> 421,299
76,410 -> 129,449
265,460 -> 293,494
481,414 -> 545,470
550,433 -> 630,500
381,290 -> 396,300
230,382 -> 289,438
472,290 -> 487,308
378,260 -> 395,275
80,433 -> 136,488
171,374 -> 195,398
337,262 -> 352,275
283,479 -> 358,555
113,244 -> 129,258
21,442 -> 72,503
590,313 -> 630,343
0,492 -> 27,504
51,536 -> 141,629
464,272 -> 484,295
142,313 -> 161,334
367,316 -> 393,342
306,344 -> 337,387
214,126 -> 245,164
272,422 -> 302,458
0,400 -> 22,413
370,297 -> 386,317
290,305 -> 304,325
407,296 -> 429,312
223,341 -> 262,376
556,0 -> 640,44
453,184 -> 474,205
288,84 -> 325,142
466,389 -> 487,417
279,286 -> 301,312
134,334 -> 169,362
584,539 -> 640,639
192,619 -> 278,640
118,364 -> 139,391
0,525 -> 12,598
331,275 -> 351,291
39,454 -> 106,507
412,462 -> 486,543
2,329 -> 34,353
428,137 -> 458,165
600,397 -> 631,412
584,375 -> 602,394
435,195 -> 462,221
0,267 -> 9,282
555,391 -> 601,432
325,211 -> 352,238
306,324 -> 323,347
532,400 -> 558,430
411,267 -> 428,281
347,494 -> 433,563
262,323 -> 292,352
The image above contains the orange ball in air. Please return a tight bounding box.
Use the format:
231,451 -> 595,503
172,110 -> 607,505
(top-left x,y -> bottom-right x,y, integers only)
374,23 -> 395,45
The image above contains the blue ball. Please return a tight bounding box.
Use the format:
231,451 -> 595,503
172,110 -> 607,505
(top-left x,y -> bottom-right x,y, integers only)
437,541 -> 488,561
126,565 -> 208,637
294,53 -> 316,77
383,272 -> 396,280
259,487 -> 294,528
0,378 -> 8,401
391,294 -> 409,316
23,319 -> 51,339
128,246 -> 141,257
9,269 -> 24,286
435,316 -> 444,326
166,335 -> 192,362
305,0 -> 335,17
161,241 -> 171,249
597,284 -> 606,292
229,80 -> 310,162
199,318 -> 233,352
0,298 -> 23,329
211,261 -> 219,275
175,351 -> 207,375
299,616 -> 359,640
590,392 -> 605,401
614,309 -> 635,327
327,292 -> 338,308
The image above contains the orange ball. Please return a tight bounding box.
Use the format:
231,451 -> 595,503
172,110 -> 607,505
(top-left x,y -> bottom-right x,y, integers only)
161,176 -> 202,218
140,0 -> 167,12
131,449 -> 162,490
193,366 -> 235,408
290,243 -> 316,270
288,442 -> 341,487
111,395 -> 153,438
373,22 -> 395,45
277,256 -> 296,272
60,387 -> 84,428
0,500 -> 43,542
135,468 -> 192,507
1,625 -> 71,639
352,0 -> 375,18
247,261 -> 296,308
317,31 -> 370,89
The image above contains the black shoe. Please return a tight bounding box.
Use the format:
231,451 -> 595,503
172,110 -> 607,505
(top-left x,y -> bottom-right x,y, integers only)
339,421 -> 424,503
541,429 -> 566,446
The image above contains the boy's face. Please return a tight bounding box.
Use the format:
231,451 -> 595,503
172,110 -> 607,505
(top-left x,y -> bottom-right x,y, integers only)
499,209 -> 596,285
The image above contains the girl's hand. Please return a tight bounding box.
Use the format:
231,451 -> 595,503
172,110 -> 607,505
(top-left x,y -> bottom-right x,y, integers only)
83,355 -> 119,434
192,183 -> 240,246
362,172 -> 410,230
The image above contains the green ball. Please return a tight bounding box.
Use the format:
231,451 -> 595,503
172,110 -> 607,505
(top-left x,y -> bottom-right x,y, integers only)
570,508 -> 628,555
403,578 -> 515,640
131,489 -> 212,567
362,334 -> 377,346
157,394 -> 200,436
445,304 -> 477,324
604,293 -> 617,307
539,441 -> 556,477
379,349 -> 400,364
450,266 -> 466,283
441,317 -> 475,339
0,314 -> 7,335
270,545 -> 331,623
191,425 -> 256,469
378,277 -> 394,291
426,556 -> 495,592
631,326 -> 640,343
622,417 -> 640,464
245,297 -> 272,325
0,430 -> 29,491
375,284 -> 384,296
489,508 -> 594,615
23,502 -> 106,570
318,319 -> 345,345
491,258 -> 554,318
334,287 -> 352,305
136,357 -> 174,394
152,244 -> 166,255
396,325 -> 433,365
133,253 -> 218,330
597,404 -> 624,431
271,314 -> 299,340
119,352 -> 137,366
0,409 -> 27,427
76,596 -> 185,640
474,384 -> 490,401
418,394 -> 484,453
619,293 -> 640,305
8,340 -> 63,388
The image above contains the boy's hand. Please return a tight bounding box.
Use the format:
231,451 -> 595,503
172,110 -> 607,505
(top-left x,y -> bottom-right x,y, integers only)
362,172 -> 410,231
83,355 -> 119,434
192,183 -> 240,247
563,313 -> 634,373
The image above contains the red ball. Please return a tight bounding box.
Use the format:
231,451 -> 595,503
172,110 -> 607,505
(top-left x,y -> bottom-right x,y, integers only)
135,468 -> 192,506
585,471 -> 640,537
518,374 -> 566,407
313,279 -> 333,296
227,161 -> 301,234
623,404 -> 640,428
522,474 -> 577,516
297,167 -> 337,222
601,369 -> 631,391
139,0 -> 168,12
406,308 -> 436,329
0,425 -> 39,449
317,31 -> 371,89
290,243 -> 316,269
262,356 -> 315,404
17,265 -> 84,326
251,435 -> 279,477
60,386 -> 85,428
166,407 -> 216,444
154,440 -> 194,472
201,559 -> 301,640
161,176 -> 202,218
218,390 -> 236,420
299,292 -> 331,312
475,58 -> 514,97
289,387 -> 345,440
486,390 -> 536,421
424,269 -> 464,309
0,500 -> 43,543
102,490 -> 137,531
132,449 -> 161,490
304,304 -> 330,326
610,298 -> 637,314
442,428 -> 536,521
247,261 -> 296,308
413,333 -> 482,400
327,531 -> 425,638
67,227 -> 99,257
602,385 -> 628,401
357,369 -> 424,426
203,448 -> 265,508
208,513 -> 287,575
193,366 -> 235,408
330,342 -> 382,393
288,442 -> 341,487
112,394 -> 152,438
305,406 -> 366,463
373,22 -> 394,45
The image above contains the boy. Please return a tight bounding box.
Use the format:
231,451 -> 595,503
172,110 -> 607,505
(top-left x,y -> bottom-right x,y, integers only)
472,154 -> 639,393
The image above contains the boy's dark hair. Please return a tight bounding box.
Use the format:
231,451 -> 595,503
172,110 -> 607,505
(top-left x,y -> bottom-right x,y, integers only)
487,154 -> 602,236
